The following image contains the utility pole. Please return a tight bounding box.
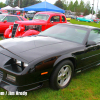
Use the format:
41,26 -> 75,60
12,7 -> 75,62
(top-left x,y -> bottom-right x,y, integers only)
18,0 -> 20,7
92,0 -> 94,19
96,0 -> 99,18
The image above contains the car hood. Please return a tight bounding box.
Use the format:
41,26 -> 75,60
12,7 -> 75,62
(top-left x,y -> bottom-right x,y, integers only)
15,19 -> 46,25
0,36 -> 83,62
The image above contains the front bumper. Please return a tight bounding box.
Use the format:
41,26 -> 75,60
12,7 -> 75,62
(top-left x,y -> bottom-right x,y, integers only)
0,79 -> 48,92
0,68 -> 49,92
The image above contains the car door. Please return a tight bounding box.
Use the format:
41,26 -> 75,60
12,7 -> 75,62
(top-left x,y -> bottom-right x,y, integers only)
46,15 -> 60,29
81,29 -> 100,68
0,16 -> 20,33
61,16 -> 66,23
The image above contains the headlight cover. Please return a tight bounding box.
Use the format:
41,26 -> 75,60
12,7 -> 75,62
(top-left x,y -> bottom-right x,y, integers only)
18,27 -> 21,31
9,25 -> 12,30
15,59 -> 28,68
16,60 -> 21,66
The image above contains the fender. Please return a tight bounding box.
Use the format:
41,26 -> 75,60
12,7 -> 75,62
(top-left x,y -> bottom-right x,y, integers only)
22,29 -> 40,37
53,53 -> 77,69
4,28 -> 11,38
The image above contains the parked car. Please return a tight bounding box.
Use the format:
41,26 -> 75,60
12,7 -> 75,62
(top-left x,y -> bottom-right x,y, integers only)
66,15 -> 71,21
25,11 -> 36,18
4,11 -> 67,38
0,23 -> 100,92
93,19 -> 100,23
76,17 -> 93,22
66,17 -> 71,21
0,14 -> 28,36
0,10 -> 8,15
66,14 -> 76,20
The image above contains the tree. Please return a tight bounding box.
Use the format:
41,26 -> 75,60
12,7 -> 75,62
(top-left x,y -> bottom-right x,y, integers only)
62,0 -> 67,10
73,0 -> 79,12
79,0 -> 85,12
54,0 -> 64,9
67,1 -> 74,11
97,10 -> 100,19
83,8 -> 89,16
75,9 -> 81,16
14,0 -> 18,7
84,1 -> 91,14
14,0 -> 41,8
7,0 -> 14,7
0,2 -> 6,8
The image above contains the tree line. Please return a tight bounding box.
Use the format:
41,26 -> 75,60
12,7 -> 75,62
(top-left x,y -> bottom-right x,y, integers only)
55,0 -> 94,16
4,0 -> 94,16
0,0 -> 100,18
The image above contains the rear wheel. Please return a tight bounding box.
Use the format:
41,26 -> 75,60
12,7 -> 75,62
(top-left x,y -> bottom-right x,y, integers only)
50,60 -> 74,90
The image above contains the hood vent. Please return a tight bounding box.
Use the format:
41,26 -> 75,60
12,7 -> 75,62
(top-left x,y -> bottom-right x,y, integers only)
0,70 -> 3,80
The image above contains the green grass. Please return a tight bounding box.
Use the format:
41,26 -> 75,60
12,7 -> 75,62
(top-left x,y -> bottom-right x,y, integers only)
70,19 -> 100,28
0,37 -> 3,40
1,19 -> 100,99
1,66 -> 100,100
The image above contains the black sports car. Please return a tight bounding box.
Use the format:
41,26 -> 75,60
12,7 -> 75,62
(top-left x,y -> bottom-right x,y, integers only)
0,23 -> 100,92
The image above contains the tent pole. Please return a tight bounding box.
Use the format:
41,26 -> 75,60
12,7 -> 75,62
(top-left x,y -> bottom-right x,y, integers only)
45,0 -> 46,11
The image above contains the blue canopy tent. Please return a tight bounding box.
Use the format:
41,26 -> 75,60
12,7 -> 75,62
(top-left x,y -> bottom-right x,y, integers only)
24,1 -> 65,13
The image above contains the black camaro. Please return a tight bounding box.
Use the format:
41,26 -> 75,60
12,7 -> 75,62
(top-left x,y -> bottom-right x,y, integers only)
0,23 -> 100,92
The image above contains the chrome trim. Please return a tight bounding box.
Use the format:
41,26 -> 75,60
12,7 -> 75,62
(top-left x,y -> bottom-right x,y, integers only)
12,24 -> 19,37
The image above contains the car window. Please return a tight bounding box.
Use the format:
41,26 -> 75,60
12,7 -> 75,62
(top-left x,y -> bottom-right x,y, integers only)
39,25 -> 87,44
62,16 -> 66,22
88,30 -> 100,43
0,15 -> 5,21
3,16 -> 20,22
50,16 -> 60,22
19,17 -> 24,21
33,14 -> 49,21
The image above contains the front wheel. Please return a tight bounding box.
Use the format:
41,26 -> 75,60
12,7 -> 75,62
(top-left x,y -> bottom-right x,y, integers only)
49,60 -> 74,90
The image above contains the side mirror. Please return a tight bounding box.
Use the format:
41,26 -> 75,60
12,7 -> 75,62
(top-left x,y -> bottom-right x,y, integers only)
3,20 -> 7,23
86,41 -> 96,47
51,21 -> 54,23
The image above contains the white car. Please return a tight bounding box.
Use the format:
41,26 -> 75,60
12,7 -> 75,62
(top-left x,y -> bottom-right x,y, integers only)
25,11 -> 36,18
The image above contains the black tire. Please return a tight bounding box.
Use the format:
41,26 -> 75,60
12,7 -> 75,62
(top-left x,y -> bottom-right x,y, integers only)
49,60 -> 74,90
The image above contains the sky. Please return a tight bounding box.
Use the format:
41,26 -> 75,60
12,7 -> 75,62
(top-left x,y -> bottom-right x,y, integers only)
0,0 -> 99,12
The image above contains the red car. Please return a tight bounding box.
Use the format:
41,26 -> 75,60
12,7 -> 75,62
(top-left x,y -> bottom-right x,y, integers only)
0,14 -> 28,36
4,12 -> 68,38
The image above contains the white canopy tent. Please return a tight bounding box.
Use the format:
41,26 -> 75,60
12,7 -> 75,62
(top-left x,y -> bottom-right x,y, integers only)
1,5 -> 13,10
85,14 -> 96,19
14,6 -> 20,9
1,6 -> 23,11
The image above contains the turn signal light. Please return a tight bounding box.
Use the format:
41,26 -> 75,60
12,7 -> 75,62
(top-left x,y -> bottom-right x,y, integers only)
41,72 -> 48,75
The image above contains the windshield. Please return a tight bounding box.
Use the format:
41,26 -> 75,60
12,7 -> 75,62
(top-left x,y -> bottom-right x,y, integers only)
33,14 -> 49,21
0,15 -> 5,21
39,24 -> 87,44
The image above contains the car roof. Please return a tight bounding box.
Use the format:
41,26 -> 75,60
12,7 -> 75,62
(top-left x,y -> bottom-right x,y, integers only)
58,23 -> 100,30
35,11 -> 65,16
